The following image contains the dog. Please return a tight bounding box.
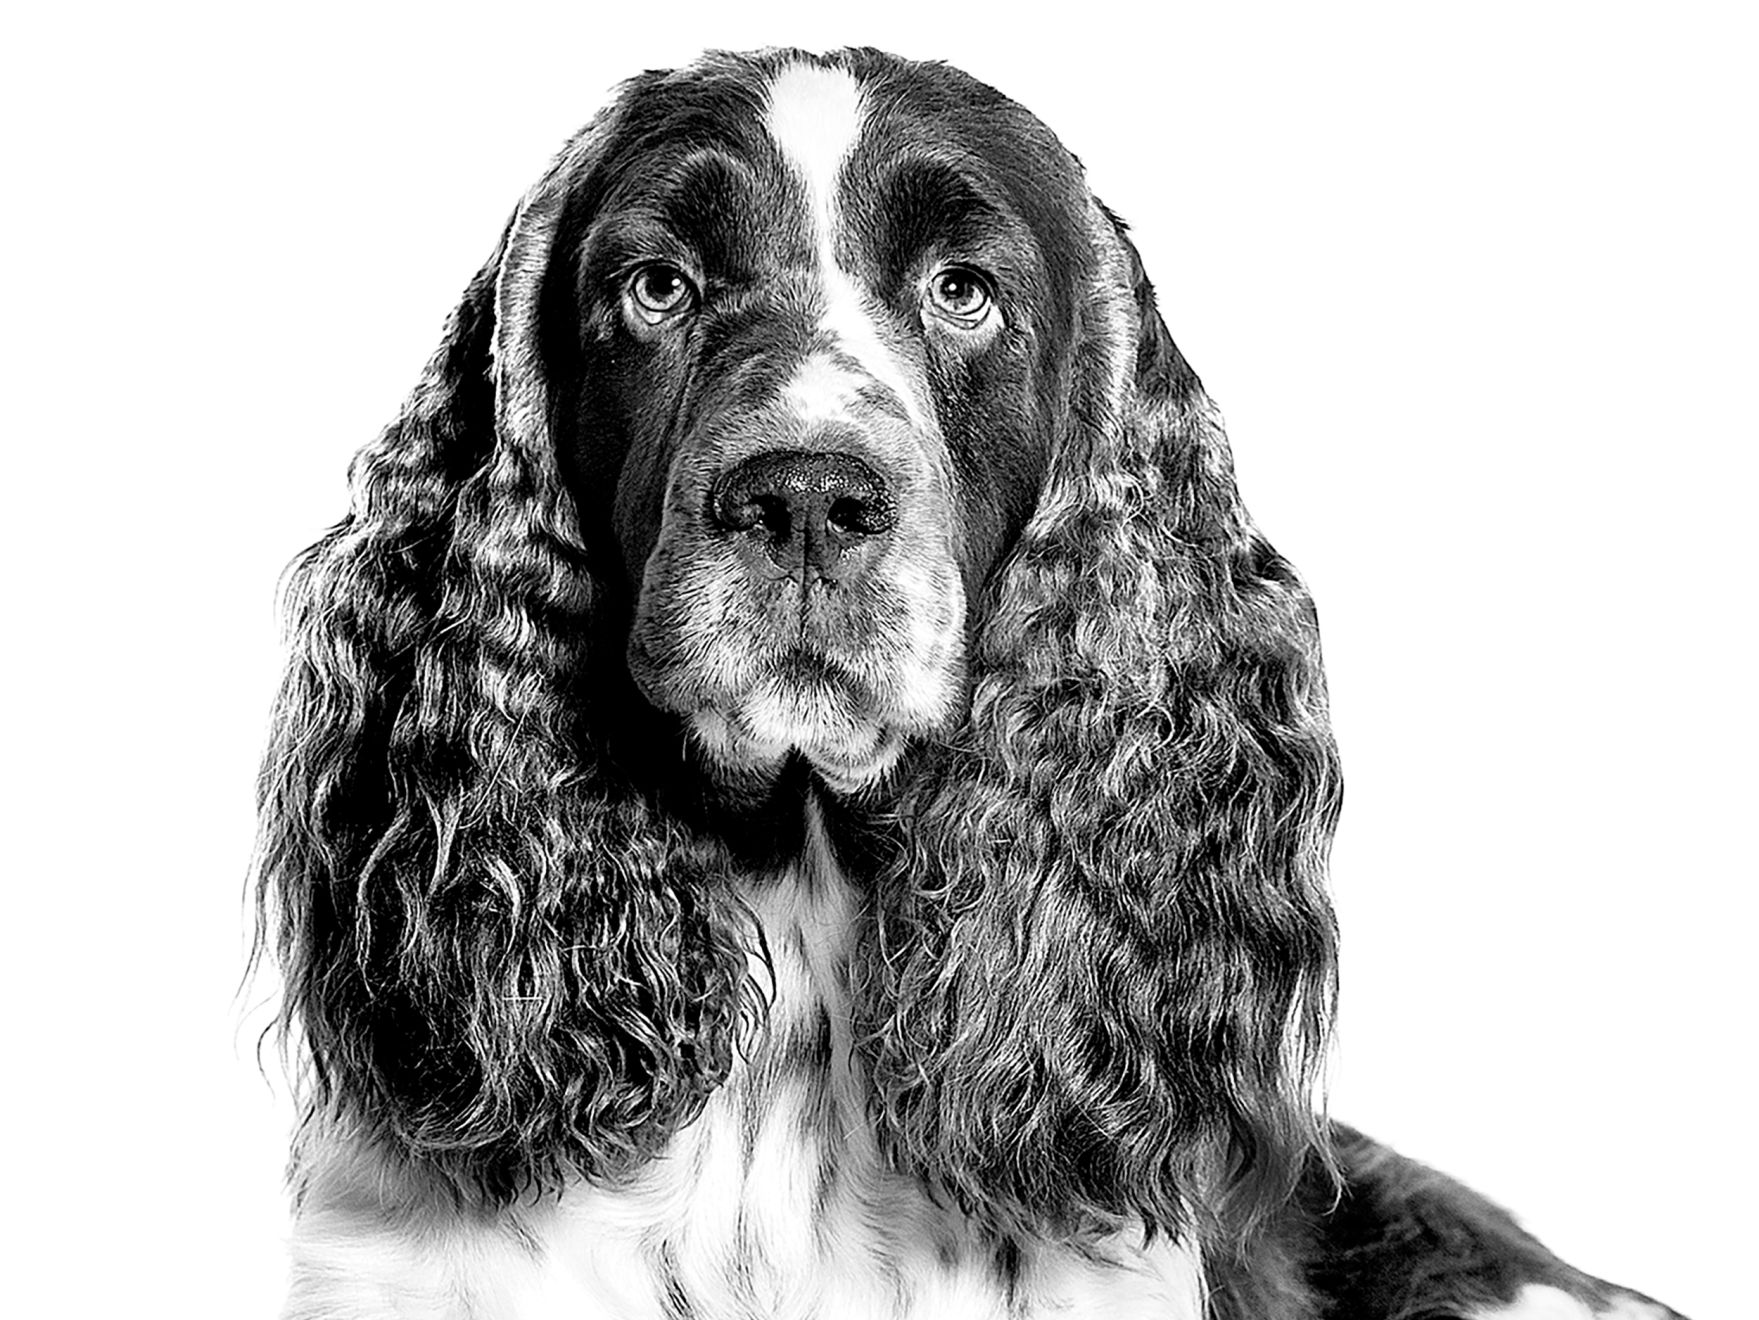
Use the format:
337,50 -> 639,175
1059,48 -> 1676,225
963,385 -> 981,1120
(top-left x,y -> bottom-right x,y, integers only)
254,46 -> 1683,1320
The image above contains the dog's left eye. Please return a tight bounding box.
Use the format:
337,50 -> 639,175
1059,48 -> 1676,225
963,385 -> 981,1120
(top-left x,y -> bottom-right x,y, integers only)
627,263 -> 697,323
926,267 -> 995,328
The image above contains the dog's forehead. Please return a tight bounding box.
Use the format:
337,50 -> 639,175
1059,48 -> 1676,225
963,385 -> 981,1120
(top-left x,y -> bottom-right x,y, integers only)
592,53 -> 1079,228
755,56 -> 1085,217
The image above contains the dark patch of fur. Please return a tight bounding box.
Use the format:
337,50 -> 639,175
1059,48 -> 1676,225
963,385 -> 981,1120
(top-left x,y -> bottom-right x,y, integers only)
993,1236 -> 1023,1308
1291,1126 -> 1688,1320
650,1239 -> 698,1320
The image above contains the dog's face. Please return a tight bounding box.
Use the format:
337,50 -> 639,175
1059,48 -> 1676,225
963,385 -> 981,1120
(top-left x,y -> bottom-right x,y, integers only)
548,56 -> 1103,792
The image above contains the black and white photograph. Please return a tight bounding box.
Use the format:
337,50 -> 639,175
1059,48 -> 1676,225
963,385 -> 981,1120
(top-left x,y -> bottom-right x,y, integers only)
7,3 -> 1750,1317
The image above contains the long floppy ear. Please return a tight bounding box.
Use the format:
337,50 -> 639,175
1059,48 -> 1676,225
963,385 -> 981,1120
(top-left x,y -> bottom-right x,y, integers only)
253,125 -> 751,1203
867,203 -> 1342,1242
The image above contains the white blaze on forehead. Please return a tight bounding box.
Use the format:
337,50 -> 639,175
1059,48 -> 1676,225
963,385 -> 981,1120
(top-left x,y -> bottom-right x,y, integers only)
762,62 -> 930,431
762,63 -> 865,216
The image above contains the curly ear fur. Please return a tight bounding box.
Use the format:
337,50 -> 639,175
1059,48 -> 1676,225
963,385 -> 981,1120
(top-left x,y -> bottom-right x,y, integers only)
864,207 -> 1343,1242
253,134 -> 753,1202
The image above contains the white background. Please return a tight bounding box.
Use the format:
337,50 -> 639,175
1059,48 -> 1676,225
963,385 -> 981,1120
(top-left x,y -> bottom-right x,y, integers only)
5,2 -> 1752,1316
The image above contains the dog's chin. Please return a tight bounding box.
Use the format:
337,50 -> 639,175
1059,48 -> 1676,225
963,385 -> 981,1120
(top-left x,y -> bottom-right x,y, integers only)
633,644 -> 918,795
686,677 -> 911,796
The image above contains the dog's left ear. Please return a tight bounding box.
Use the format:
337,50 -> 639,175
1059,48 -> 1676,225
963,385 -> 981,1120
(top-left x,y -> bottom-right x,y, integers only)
866,203 -> 1343,1242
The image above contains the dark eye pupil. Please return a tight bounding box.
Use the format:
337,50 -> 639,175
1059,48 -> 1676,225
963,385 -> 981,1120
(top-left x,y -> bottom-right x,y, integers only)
643,269 -> 682,302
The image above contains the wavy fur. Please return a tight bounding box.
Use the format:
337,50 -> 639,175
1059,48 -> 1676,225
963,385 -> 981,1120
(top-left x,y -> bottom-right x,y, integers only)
256,121 -> 755,1202
864,216 -> 1342,1241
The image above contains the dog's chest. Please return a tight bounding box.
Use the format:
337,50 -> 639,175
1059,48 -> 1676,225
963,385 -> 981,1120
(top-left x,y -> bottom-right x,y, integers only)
499,867 -> 1205,1320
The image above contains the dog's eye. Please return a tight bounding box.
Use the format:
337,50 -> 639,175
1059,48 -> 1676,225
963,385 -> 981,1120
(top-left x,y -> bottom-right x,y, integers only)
627,263 -> 697,324
925,267 -> 994,328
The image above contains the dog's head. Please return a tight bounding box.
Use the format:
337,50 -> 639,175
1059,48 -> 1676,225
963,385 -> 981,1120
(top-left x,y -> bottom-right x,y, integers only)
545,53 -> 1120,796
258,48 -> 1341,1241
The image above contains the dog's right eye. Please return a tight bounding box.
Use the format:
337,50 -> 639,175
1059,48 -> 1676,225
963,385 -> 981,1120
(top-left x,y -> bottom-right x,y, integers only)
924,266 -> 997,332
626,263 -> 697,325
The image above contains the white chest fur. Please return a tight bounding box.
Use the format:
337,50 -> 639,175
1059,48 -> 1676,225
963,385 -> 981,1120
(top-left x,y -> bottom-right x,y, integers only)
283,858 -> 1204,1320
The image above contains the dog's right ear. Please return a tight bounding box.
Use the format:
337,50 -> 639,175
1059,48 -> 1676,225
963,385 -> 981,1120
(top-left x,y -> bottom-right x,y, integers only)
252,118 -> 753,1204
866,200 -> 1342,1243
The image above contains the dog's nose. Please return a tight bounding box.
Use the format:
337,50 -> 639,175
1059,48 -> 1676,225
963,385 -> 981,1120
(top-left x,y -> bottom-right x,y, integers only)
710,450 -> 897,580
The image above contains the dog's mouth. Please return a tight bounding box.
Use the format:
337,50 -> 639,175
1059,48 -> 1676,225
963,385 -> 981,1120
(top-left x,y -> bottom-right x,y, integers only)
626,549 -> 966,791
765,644 -> 862,694
675,647 -> 908,793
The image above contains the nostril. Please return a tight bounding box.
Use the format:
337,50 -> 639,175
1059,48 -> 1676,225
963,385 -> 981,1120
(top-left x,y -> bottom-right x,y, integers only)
713,489 -> 788,537
755,494 -> 792,541
828,494 -> 893,536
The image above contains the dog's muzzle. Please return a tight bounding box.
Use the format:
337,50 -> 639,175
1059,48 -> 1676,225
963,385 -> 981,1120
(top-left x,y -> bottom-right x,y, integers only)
627,355 -> 967,791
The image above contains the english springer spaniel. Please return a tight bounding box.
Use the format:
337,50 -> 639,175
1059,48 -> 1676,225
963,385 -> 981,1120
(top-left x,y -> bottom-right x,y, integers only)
254,46 -> 1682,1320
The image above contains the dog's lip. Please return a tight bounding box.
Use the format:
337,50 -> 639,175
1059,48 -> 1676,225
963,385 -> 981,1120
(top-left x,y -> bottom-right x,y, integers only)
749,647 -> 858,707
625,631 -> 872,714
766,645 -> 858,690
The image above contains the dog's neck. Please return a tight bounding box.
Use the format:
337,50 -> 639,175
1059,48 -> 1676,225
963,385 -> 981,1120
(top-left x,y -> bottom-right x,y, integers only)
566,823 -> 1209,1319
